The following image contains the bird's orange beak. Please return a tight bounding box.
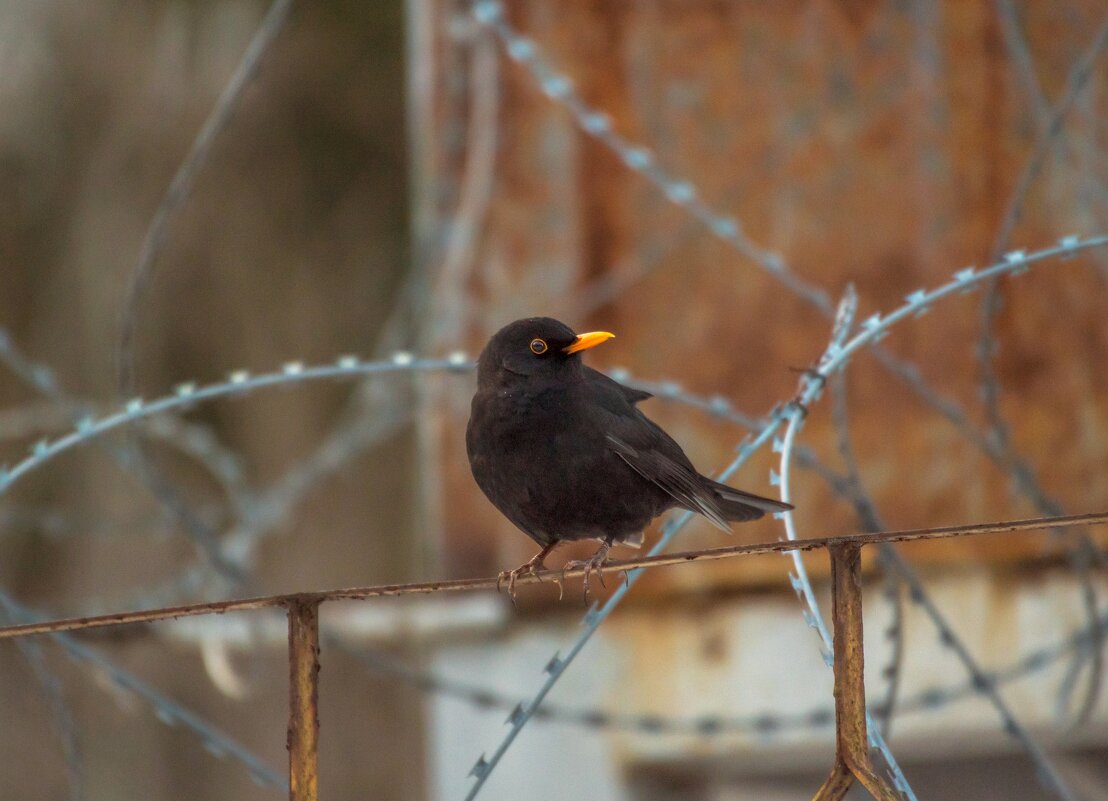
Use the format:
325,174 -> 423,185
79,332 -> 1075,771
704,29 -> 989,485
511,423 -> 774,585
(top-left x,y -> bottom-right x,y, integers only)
563,331 -> 615,354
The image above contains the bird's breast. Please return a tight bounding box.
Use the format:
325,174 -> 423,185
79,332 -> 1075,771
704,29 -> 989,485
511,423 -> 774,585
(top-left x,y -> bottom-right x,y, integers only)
470,386 -> 597,473
466,383 -> 674,543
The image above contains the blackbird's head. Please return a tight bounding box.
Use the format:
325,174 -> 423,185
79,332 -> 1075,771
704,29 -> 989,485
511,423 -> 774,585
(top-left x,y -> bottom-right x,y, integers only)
477,317 -> 614,384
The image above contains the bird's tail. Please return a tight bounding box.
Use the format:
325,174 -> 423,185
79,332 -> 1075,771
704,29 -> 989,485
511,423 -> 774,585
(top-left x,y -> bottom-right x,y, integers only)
700,476 -> 793,523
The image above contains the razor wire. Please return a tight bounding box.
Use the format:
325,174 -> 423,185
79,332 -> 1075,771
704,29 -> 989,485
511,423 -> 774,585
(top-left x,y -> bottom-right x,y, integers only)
331,603 -> 1108,739
469,0 -> 1106,586
459,236 -> 1108,800
0,590 -> 285,793
2,241 -> 1106,799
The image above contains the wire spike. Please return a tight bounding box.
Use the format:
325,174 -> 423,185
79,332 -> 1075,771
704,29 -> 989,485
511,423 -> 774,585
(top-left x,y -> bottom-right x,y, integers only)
1004,249 -> 1030,275
471,0 -> 503,24
765,253 -> 787,273
708,395 -> 731,415
621,147 -> 654,170
710,216 -> 739,239
540,75 -> 572,99
664,181 -> 696,204
505,36 -> 535,62
581,111 -> 611,134
1057,235 -> 1079,257
861,313 -> 882,331
469,755 -> 490,779
336,355 -> 359,370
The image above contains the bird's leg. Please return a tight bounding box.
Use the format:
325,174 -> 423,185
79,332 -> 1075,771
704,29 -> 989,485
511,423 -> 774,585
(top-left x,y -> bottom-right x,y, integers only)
497,542 -> 558,603
591,542 -> 610,589
563,541 -> 612,604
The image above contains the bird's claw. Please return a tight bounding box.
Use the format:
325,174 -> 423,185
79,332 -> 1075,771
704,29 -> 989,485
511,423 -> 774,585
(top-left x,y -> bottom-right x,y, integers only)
497,551 -> 557,605
562,544 -> 611,604
550,571 -> 565,601
497,563 -> 536,605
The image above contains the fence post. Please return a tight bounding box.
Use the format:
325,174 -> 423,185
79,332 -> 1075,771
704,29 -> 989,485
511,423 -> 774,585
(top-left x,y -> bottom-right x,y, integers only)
287,597 -> 321,801
812,543 -> 902,801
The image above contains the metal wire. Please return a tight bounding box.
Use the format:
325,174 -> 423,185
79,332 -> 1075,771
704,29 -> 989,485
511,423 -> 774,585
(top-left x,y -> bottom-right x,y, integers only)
0,590 -> 285,792
460,237 -> 1108,799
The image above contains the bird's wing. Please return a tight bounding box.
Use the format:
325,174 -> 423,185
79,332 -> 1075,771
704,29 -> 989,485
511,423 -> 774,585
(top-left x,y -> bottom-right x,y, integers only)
584,365 -> 653,405
579,366 -> 730,530
605,433 -> 731,532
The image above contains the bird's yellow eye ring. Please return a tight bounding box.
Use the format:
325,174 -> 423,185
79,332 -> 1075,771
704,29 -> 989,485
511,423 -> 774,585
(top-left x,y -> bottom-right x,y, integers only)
529,338 -> 548,355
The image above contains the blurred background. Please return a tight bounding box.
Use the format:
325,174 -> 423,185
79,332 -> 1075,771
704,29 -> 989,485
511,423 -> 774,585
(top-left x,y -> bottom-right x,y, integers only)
1,1 -> 1107,799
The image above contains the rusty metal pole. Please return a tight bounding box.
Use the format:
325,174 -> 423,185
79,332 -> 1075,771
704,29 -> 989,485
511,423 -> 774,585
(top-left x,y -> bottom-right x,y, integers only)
287,598 -> 321,801
812,544 -> 903,801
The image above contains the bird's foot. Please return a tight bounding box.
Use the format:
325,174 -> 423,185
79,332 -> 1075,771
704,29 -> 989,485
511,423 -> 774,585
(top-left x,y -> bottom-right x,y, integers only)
496,553 -> 550,604
562,543 -> 612,604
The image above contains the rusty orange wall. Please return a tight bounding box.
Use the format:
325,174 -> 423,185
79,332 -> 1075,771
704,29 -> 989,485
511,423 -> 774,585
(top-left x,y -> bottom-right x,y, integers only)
413,0 -> 1108,599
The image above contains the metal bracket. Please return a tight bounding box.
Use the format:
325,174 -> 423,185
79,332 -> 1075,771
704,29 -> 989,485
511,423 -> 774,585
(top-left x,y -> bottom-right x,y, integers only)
288,598 -> 321,801
812,544 -> 903,801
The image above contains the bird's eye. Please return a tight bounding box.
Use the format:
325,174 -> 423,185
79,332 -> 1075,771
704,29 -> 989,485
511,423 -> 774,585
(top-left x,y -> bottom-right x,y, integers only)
529,338 -> 548,355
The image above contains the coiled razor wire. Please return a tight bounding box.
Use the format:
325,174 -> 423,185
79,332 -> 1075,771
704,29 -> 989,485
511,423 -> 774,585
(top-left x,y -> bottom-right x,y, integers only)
0,590 -> 285,792
334,604 -> 1108,738
458,237 -> 1108,801
1,239 -> 1105,799
470,0 -> 1106,576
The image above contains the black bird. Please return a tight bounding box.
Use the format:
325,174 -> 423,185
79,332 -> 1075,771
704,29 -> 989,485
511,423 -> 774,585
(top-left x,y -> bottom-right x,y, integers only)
466,317 -> 793,598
